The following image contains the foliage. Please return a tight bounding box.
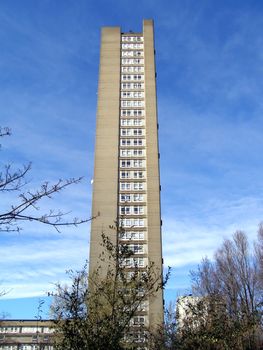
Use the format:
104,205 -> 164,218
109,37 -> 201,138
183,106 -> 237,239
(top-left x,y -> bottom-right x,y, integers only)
148,303 -> 177,350
50,223 -> 168,350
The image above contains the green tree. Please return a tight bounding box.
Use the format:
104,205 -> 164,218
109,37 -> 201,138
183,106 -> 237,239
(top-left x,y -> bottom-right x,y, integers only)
50,223 -> 168,350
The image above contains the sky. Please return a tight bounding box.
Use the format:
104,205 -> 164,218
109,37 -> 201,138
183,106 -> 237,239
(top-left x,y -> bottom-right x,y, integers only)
0,0 -> 263,319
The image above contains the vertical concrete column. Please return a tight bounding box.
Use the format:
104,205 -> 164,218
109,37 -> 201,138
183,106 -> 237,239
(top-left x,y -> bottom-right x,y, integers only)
143,19 -> 164,327
89,27 -> 121,275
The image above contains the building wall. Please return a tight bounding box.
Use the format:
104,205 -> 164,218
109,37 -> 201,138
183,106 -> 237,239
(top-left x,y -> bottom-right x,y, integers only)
0,320 -> 53,350
143,19 -> 163,327
89,26 -> 121,274
89,19 -> 163,329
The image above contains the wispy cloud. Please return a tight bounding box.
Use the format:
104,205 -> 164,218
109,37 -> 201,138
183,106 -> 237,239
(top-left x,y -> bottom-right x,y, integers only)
1,0 -> 263,312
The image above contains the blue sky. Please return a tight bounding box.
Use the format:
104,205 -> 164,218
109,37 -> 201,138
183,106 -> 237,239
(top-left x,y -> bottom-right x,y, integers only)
0,0 -> 263,318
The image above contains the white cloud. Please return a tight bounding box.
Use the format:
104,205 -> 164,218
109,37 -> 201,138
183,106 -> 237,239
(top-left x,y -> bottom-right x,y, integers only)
0,234 -> 90,299
162,194 -> 261,270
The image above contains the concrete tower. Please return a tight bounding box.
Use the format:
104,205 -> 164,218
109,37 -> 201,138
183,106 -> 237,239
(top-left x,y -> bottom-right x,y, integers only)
89,19 -> 163,330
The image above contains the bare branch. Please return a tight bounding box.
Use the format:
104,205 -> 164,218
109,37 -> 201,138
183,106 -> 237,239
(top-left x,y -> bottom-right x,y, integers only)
0,127 -> 11,138
0,126 -> 94,233
0,177 -> 96,232
50,227 -> 168,349
0,163 -> 31,192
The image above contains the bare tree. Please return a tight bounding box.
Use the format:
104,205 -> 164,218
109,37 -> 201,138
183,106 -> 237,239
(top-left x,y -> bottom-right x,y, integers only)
256,223 -> 263,288
148,303 -> 177,350
151,230 -> 263,350
0,127 -> 95,233
187,231 -> 263,349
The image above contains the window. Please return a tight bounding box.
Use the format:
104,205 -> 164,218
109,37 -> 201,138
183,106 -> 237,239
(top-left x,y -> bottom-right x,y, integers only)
121,91 -> 131,98
134,160 -> 143,168
120,171 -> 130,179
121,219 -> 131,227
133,58 -> 144,64
133,139 -> 143,146
133,244 -> 144,254
133,183 -> 144,190
121,119 -> 134,126
133,83 -> 142,89
120,194 -> 131,202
120,206 -> 131,215
122,58 -> 144,65
121,100 -> 132,107
133,219 -> 145,227
32,335 -> 38,342
120,160 -> 131,168
121,120 -> 143,128
133,91 -> 143,98
121,139 -> 131,146
120,149 -> 132,156
122,36 -> 143,43
121,75 -> 132,81
122,74 -> 144,81
119,231 -> 145,240
137,258 -> 145,267
121,129 -> 132,136
134,119 -> 143,126
133,194 -> 144,201
122,51 -> 133,57
122,66 -> 144,73
121,110 -> 132,117
120,218 -> 145,228
120,160 -> 144,168
133,316 -> 145,325
123,258 -> 144,268
122,43 -> 143,49
121,92 -> 144,99
133,129 -> 143,136
134,206 -> 144,215
121,109 -> 144,117
134,171 -> 144,179
120,183 -> 131,191
121,83 -> 131,89
125,244 -> 144,254
120,206 -> 144,215
122,66 -> 133,73
134,66 -> 144,72
133,149 -> 143,156
133,82 -> 144,89
133,110 -> 143,117
121,58 -> 129,64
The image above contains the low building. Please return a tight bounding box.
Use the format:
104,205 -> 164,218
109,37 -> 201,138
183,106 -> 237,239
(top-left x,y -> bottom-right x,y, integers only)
176,295 -> 202,329
0,320 -> 53,350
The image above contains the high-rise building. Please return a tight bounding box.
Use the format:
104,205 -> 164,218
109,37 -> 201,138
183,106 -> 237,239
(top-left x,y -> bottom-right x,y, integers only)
89,19 -> 163,330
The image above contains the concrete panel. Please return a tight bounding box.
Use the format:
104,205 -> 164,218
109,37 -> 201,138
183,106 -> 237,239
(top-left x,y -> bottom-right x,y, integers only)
143,19 -> 164,327
89,27 -> 121,275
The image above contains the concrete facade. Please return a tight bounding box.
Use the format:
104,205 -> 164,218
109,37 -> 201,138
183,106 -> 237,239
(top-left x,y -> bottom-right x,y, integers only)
89,19 -> 163,330
0,320 -> 53,350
